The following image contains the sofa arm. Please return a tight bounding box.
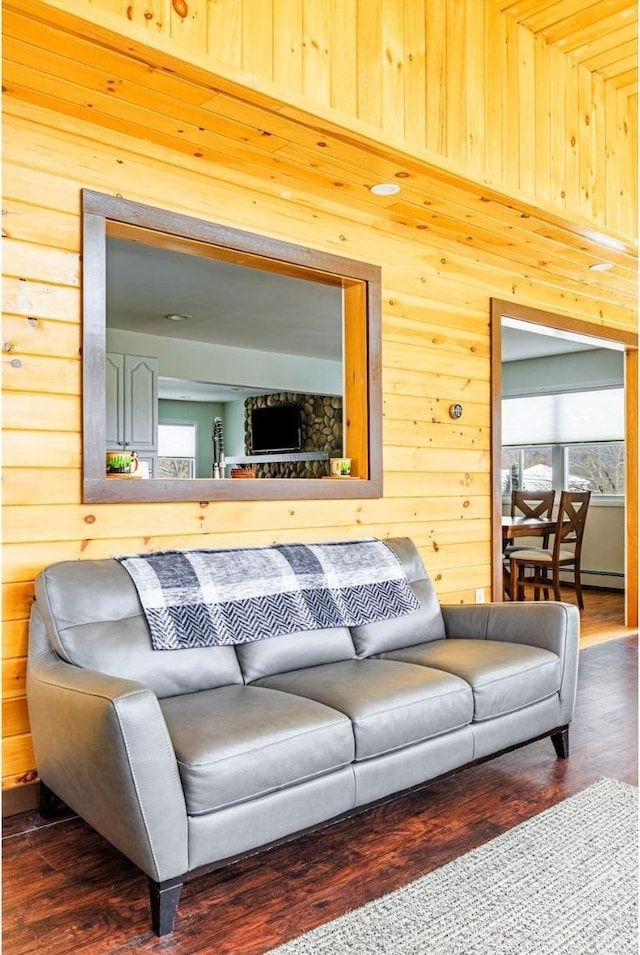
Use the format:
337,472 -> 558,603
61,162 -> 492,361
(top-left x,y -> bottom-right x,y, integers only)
440,601 -> 578,652
27,606 -> 188,882
441,601 -> 580,724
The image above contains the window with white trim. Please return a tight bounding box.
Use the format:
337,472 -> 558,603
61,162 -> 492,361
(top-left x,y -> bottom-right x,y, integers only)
158,423 -> 196,479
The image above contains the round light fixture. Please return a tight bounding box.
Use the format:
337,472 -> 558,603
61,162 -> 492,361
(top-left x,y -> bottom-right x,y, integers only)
165,313 -> 191,321
588,262 -> 613,272
370,183 -> 401,196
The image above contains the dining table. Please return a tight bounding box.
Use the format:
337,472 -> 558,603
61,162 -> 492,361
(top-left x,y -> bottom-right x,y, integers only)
501,515 -> 558,552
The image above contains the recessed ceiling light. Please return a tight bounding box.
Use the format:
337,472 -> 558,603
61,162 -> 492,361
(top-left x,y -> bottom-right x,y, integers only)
588,263 -> 613,272
165,313 -> 191,321
370,183 -> 400,196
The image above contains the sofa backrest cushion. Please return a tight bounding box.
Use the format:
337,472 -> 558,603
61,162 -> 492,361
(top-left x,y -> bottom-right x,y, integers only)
34,559 -> 243,698
235,626 -> 356,682
349,538 -> 445,656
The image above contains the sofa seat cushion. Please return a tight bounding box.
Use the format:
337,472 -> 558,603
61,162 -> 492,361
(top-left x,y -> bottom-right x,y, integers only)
379,639 -> 561,722
159,685 -> 354,815
254,659 -> 473,760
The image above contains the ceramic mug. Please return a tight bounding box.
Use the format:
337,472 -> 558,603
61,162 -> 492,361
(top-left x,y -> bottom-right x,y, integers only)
331,457 -> 352,477
106,450 -> 139,474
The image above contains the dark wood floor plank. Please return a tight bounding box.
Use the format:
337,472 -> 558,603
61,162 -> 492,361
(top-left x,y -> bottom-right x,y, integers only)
3,634 -> 637,955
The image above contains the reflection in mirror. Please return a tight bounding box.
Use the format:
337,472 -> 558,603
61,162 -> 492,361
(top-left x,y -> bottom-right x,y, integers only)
106,231 -> 343,479
82,190 -> 382,503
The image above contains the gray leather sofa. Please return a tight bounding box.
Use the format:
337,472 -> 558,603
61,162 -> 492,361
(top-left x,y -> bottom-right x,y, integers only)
27,538 -> 580,935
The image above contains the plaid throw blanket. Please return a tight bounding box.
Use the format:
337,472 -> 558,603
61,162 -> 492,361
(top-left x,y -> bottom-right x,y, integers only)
116,538 -> 420,650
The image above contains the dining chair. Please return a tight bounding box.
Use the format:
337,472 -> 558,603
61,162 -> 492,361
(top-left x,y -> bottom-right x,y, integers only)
502,489 -> 556,599
508,491 -> 592,609
505,489 -> 557,555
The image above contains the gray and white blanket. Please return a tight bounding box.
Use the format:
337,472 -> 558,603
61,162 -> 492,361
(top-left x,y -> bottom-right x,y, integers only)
116,538 -> 420,650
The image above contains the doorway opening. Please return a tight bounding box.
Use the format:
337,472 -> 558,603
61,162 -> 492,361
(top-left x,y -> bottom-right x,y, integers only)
490,299 -> 638,627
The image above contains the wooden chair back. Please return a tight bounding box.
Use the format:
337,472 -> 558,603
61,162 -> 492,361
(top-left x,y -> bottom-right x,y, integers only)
552,490 -> 591,560
510,490 -> 555,520
510,490 -> 556,547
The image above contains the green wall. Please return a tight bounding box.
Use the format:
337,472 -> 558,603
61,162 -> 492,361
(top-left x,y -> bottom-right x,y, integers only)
159,399 -> 225,478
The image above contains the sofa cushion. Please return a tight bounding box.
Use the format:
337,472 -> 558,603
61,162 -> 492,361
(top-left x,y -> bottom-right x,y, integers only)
379,639 -> 561,722
349,578 -> 445,657
255,659 -> 473,760
235,626 -> 356,683
349,539 -> 445,656
34,560 -> 243,698
159,685 -> 354,815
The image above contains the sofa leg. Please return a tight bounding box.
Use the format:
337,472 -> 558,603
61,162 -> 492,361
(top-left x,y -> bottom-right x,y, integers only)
551,727 -> 569,759
39,780 -> 59,819
149,879 -> 182,936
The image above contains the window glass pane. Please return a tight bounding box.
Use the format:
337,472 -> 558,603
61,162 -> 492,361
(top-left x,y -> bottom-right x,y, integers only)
501,447 -> 553,493
566,443 -> 625,494
158,424 -> 196,457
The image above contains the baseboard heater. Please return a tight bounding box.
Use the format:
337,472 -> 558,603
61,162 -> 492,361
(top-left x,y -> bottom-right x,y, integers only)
579,570 -> 624,578
561,569 -> 624,590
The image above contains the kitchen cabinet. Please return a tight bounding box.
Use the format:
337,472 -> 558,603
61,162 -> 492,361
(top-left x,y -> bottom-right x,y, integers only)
106,354 -> 158,470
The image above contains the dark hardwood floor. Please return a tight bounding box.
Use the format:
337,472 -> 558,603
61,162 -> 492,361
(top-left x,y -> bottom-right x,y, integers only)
3,631 -> 637,955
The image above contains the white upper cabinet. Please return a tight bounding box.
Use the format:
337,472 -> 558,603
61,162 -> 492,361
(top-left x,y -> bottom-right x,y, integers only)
106,353 -> 158,452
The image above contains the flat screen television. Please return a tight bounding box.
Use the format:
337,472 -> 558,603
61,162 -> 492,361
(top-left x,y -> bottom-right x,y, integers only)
250,404 -> 302,454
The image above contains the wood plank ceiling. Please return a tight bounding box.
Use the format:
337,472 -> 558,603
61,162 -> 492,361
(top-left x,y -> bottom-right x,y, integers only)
495,0 -> 638,90
2,2 -> 637,320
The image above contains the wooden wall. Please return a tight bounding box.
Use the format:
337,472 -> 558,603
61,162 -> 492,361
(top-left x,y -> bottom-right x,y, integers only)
2,0 -> 637,800
35,0 -> 639,238
2,97 -> 490,795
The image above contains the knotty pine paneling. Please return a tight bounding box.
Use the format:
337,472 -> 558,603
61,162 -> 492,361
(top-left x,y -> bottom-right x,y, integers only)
0,100 -> 469,785
1,58 -> 637,796
2,36 -> 637,298
25,0 -> 638,239
3,583 -> 35,624
3,393 -> 80,433
3,698 -> 31,739
3,659 -> 27,703
5,107 -> 636,323
2,735 -> 35,783
3,621 -> 29,662
2,470 -> 81,507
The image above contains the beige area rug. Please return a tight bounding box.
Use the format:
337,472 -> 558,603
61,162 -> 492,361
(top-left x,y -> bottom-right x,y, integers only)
268,778 -> 638,955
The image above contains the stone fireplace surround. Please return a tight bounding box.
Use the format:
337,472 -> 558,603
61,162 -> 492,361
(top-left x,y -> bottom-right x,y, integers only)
244,392 -> 343,478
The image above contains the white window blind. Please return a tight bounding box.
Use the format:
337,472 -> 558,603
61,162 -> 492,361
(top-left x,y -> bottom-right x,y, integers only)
502,388 -> 624,446
158,424 -> 196,457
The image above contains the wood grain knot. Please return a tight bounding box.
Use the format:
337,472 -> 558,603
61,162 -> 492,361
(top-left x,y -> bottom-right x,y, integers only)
17,770 -> 38,784
172,0 -> 188,17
